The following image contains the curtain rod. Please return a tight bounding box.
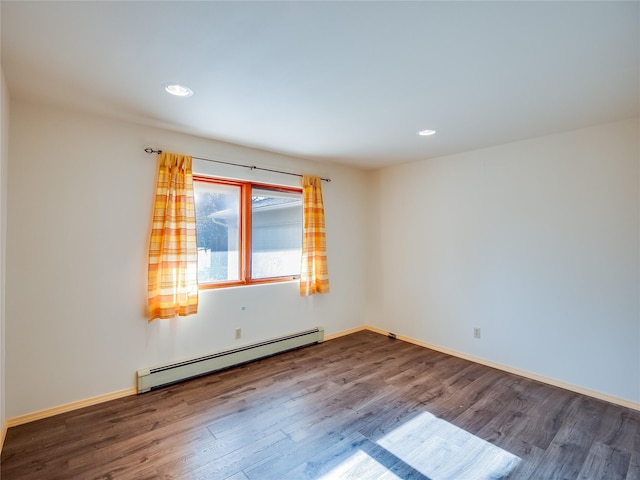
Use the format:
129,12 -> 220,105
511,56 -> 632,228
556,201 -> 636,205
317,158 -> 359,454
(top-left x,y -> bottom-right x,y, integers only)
144,148 -> 331,183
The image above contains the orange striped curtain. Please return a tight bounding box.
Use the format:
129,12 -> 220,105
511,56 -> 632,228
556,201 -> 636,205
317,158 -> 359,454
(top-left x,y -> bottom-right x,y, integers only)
148,152 -> 198,321
300,175 -> 330,296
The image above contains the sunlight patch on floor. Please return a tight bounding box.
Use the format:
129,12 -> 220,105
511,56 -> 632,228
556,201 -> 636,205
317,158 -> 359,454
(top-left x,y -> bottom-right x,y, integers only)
317,449 -> 403,480
318,411 -> 520,479
378,411 -> 520,479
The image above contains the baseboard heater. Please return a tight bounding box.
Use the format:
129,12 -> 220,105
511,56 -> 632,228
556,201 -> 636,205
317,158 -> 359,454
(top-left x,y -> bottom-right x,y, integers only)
136,326 -> 324,394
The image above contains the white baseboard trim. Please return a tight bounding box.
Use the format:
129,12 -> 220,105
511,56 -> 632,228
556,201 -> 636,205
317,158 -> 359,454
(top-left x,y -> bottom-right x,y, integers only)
0,328 -> 367,431
6,387 -> 137,429
324,326 -> 368,341
1,420 -> 7,452
358,325 -> 640,412
4,324 -> 638,440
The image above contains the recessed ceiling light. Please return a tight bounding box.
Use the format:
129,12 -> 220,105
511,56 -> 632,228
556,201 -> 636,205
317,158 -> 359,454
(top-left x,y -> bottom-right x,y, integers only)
418,129 -> 436,136
163,83 -> 193,97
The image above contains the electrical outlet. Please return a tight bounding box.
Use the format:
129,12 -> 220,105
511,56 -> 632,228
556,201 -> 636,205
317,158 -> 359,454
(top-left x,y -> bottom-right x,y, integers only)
474,328 -> 481,339
235,328 -> 242,339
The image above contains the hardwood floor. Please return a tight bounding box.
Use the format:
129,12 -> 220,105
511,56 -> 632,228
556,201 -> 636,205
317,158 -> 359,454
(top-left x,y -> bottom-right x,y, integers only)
2,330 -> 639,479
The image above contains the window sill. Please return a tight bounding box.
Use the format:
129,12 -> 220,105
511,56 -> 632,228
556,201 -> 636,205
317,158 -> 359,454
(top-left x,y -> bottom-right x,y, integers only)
198,276 -> 299,290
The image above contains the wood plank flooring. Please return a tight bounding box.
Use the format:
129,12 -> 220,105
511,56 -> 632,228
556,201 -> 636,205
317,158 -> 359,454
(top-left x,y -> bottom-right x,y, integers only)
2,330 -> 639,479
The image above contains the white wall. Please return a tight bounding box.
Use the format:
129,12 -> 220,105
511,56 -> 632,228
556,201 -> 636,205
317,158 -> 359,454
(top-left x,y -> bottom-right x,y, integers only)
6,97 -> 639,418
371,118 -> 640,403
0,67 -> 9,431
6,100 -> 370,418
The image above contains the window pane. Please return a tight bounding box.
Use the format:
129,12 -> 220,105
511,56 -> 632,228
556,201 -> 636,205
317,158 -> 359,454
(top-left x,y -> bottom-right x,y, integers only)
251,187 -> 302,279
194,182 -> 241,283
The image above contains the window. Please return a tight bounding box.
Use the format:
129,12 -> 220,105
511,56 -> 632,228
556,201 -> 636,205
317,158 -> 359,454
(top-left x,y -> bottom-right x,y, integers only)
194,175 -> 302,288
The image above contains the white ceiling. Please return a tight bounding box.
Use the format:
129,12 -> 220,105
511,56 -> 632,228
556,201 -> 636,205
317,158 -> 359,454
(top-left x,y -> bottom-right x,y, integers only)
1,1 -> 638,169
